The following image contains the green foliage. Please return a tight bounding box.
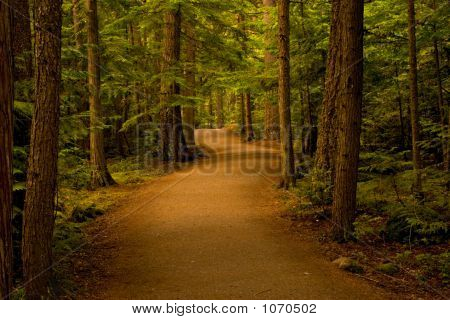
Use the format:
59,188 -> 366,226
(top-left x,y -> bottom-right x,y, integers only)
353,214 -> 385,241
58,148 -> 91,189
304,168 -> 333,206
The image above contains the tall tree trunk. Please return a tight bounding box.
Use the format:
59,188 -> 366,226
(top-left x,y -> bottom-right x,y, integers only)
22,0 -> 62,299
245,93 -> 255,141
277,0 -> 296,189
263,0 -> 280,140
300,0 -> 315,156
407,0 -> 422,190
72,0 -> 83,49
183,23 -> 196,145
216,90 -> 224,129
430,0 -> 447,170
86,0 -> 115,187
395,65 -> 407,151
12,0 -> 33,80
315,0 -> 341,175
0,0 -> 14,299
73,0 -> 90,151
160,5 -> 185,162
331,0 -> 364,242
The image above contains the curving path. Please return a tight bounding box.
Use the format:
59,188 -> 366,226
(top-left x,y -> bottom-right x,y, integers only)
77,129 -> 387,299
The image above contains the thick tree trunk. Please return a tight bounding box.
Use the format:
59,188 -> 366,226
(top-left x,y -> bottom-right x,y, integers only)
22,0 -> 62,299
216,90 -> 224,129
407,0 -> 423,190
183,23 -> 196,145
315,0 -> 341,175
245,93 -> 255,141
160,5 -> 185,162
0,0 -> 14,299
277,0 -> 296,189
331,0 -> 364,242
263,0 -> 280,140
86,0 -> 115,187
12,0 -> 33,80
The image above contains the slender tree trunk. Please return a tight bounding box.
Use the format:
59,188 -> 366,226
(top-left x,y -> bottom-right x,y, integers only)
22,0 -> 62,299
430,0 -> 448,170
73,0 -> 90,151
300,0 -> 315,156
208,92 -> 214,129
115,94 -> 131,158
331,0 -> 364,242
216,90 -> 224,129
86,0 -> 115,187
407,0 -> 422,190
432,42 -> 447,170
245,93 -> 255,141
240,93 -> 246,136
395,66 -> 407,151
160,5 -> 185,162
12,0 -> 33,80
315,0 -> 341,175
278,0 -> 296,189
263,0 -> 280,140
0,0 -> 14,299
72,0 -> 83,49
183,23 -> 196,145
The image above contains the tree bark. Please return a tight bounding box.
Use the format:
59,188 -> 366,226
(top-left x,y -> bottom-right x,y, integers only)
263,0 -> 280,140
208,92 -> 214,129
86,0 -> 115,187
407,0 -> 422,190
160,5 -> 185,162
12,0 -> 33,80
216,90 -> 224,129
315,0 -> 341,175
245,93 -> 255,141
0,0 -> 14,299
331,0 -> 364,242
277,0 -> 296,189
22,0 -> 62,299
183,23 -> 196,146
395,65 -> 407,151
72,0 -> 83,49
239,93 -> 246,136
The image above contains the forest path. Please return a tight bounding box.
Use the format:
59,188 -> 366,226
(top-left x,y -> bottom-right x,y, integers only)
78,129 -> 387,299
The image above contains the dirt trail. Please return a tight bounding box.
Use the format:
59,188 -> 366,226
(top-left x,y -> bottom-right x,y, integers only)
78,129 -> 387,299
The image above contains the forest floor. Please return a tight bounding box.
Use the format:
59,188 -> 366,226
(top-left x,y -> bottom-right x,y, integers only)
70,129 -> 393,299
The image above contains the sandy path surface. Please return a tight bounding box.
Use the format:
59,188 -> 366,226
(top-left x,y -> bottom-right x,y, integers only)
78,129 -> 387,299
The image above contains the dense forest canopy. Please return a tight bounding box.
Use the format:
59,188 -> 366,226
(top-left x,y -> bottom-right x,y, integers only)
0,0 -> 448,299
